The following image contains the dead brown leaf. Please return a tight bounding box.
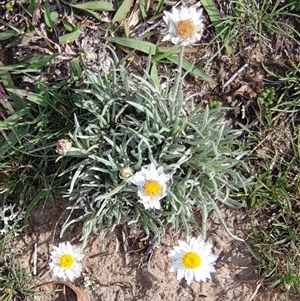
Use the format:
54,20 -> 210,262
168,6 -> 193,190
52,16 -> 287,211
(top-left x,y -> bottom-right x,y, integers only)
32,281 -> 89,301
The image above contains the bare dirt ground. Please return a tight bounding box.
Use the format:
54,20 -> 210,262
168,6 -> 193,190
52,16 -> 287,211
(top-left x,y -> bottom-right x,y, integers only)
10,199 -> 298,301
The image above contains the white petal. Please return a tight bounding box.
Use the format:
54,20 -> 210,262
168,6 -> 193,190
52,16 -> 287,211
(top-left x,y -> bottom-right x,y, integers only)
130,173 -> 145,186
156,166 -> 164,175
57,268 -> 66,279
151,199 -> 161,210
65,268 -> 75,281
146,169 -> 158,180
178,240 -> 190,251
185,269 -> 194,285
158,173 -> 170,183
75,253 -> 85,261
140,200 -> 150,210
66,242 -> 73,252
52,265 -> 60,276
176,268 -> 185,280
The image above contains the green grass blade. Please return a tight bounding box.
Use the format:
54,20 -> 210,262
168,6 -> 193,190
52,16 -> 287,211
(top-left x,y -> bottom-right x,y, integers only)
0,126 -> 29,156
165,56 -> 215,83
112,0 -> 134,24
0,29 -> 19,41
59,25 -> 82,44
201,0 -> 233,53
19,53 -> 58,69
106,37 -> 157,55
69,1 -> 115,11
44,0 -> 54,28
154,46 -> 180,61
23,190 -> 49,228
0,61 -> 27,110
0,19 -> 22,34
6,89 -> 49,106
69,57 -> 83,79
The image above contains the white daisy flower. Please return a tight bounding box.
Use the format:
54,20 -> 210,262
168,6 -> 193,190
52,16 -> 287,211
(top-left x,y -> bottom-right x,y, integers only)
162,6 -> 204,46
49,242 -> 84,282
130,163 -> 170,210
169,236 -> 218,285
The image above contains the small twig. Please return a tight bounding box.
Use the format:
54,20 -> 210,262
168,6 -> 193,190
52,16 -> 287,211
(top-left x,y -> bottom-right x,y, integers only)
121,230 -> 128,266
51,198 -> 75,249
249,281 -> 261,301
35,24 -> 61,53
88,251 -> 108,259
248,130 -> 274,155
201,207 -> 208,240
37,269 -> 51,280
135,20 -> 162,39
223,63 -> 248,90
146,236 -> 158,266
33,242 -> 37,276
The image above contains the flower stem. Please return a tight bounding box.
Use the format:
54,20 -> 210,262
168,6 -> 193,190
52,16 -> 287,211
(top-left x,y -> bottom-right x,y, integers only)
171,45 -> 185,102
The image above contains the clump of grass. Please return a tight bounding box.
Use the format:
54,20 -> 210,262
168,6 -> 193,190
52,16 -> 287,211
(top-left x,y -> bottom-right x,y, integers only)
270,61 -> 300,113
0,233 -> 37,300
247,117 -> 300,296
214,0 -> 300,48
0,64 -> 81,224
57,46 -> 250,246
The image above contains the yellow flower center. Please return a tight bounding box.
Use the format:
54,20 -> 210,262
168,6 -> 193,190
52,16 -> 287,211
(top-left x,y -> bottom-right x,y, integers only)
176,20 -> 196,37
143,180 -> 162,197
59,254 -> 75,269
182,251 -> 201,269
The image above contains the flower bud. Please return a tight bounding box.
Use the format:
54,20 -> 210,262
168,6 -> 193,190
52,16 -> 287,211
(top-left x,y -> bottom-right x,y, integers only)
56,139 -> 72,155
119,166 -> 133,179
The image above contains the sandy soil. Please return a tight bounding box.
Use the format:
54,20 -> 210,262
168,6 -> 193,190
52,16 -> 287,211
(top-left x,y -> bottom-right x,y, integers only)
8,199 -> 297,301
